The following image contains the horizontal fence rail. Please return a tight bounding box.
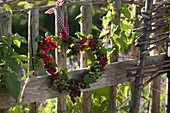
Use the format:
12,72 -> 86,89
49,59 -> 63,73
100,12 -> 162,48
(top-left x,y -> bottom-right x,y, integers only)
0,54 -> 166,109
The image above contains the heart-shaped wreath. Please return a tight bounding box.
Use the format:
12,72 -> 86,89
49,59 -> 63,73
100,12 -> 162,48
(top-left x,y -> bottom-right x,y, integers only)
37,0 -> 108,103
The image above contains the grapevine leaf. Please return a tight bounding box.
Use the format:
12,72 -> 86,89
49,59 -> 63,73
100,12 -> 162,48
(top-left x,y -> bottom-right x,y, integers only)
59,70 -> 68,80
6,58 -> 19,73
18,55 -> 29,61
75,32 -> 86,39
13,33 -> 27,44
122,5 -> 131,19
92,87 -> 109,97
17,1 -> 27,6
3,4 -> 12,12
88,55 -> 95,66
4,73 -> 20,100
10,106 -> 23,113
116,95 -> 123,103
99,30 -> 109,38
11,51 -> 28,62
106,48 -> 113,52
92,24 -> 101,32
13,39 -> 21,48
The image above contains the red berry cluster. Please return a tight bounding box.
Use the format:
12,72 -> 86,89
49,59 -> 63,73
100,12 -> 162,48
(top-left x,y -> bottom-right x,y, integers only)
98,56 -> 108,70
37,36 -> 59,80
79,36 -> 98,51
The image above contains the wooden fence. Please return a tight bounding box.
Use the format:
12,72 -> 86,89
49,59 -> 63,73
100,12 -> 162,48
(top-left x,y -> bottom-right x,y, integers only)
0,0 -> 170,113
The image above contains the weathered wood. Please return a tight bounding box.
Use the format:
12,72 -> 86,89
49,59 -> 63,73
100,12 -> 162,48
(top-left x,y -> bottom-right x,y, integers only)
0,54 -> 166,109
108,0 -> 121,111
80,1 -> 93,113
0,11 -> 12,113
150,0 -> 161,112
130,0 -> 153,113
166,0 -> 170,112
150,77 -> 160,113
130,1 -> 141,113
0,75 -> 67,109
28,8 -> 39,76
27,8 -> 39,113
55,5 -> 67,113
0,12 -> 12,39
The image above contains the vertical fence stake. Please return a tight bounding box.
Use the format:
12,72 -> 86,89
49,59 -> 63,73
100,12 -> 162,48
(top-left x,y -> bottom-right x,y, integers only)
0,11 -> 12,113
28,8 -> 39,113
80,2 -> 92,113
55,6 -> 67,113
130,0 -> 153,113
108,0 -> 121,111
149,1 -> 161,113
131,1 -> 141,112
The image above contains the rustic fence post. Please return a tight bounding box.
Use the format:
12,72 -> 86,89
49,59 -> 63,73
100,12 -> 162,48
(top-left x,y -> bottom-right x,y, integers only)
108,0 -> 121,111
130,0 -> 153,113
28,8 -> 39,113
149,1 -> 161,113
0,12 -> 12,113
80,2 -> 92,113
55,6 -> 67,113
130,1 -> 140,112
166,0 -> 170,111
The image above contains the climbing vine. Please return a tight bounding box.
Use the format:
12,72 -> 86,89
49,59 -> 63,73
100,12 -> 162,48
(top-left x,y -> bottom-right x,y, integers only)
0,34 -> 28,100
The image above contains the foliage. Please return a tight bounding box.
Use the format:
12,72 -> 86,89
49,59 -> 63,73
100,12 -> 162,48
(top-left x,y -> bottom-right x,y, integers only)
0,34 -> 28,100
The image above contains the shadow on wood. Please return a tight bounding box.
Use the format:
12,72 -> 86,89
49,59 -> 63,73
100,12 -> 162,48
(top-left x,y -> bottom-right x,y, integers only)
0,54 -> 166,109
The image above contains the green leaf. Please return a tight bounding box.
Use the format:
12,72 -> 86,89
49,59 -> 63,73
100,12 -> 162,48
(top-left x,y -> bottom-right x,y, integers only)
12,33 -> 27,48
47,1 -> 56,5
27,70 -> 34,77
13,33 -> 27,44
3,4 -> 12,12
88,55 -> 95,66
92,24 -> 101,32
116,94 -> 123,104
99,30 -> 109,38
102,11 -> 114,28
122,5 -> 131,19
84,76 -> 96,84
120,105 -> 130,111
120,20 -> 133,37
6,58 -> 19,73
4,73 -> 20,100
103,109 -> 116,113
59,70 -> 68,80
106,48 -> 113,52
75,32 -> 86,39
92,87 -> 109,97
11,55 -> 28,61
18,55 -> 29,61
13,39 -> 21,48
99,47 -> 107,55
17,1 -> 27,6
123,86 -> 129,98
10,106 -> 23,113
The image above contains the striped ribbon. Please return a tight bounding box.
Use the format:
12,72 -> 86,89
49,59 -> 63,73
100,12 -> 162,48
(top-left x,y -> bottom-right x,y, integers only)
45,0 -> 69,36
65,11 -> 69,35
